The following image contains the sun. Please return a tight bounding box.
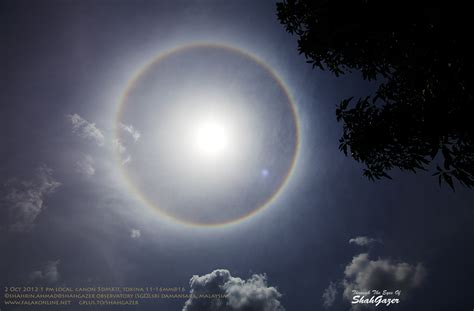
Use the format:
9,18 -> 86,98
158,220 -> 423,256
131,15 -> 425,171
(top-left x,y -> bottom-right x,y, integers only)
193,120 -> 230,157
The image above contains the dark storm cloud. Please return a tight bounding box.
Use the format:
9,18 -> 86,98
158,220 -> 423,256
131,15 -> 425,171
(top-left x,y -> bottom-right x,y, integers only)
30,260 -> 61,284
349,236 -> 381,247
67,113 -> 105,146
2,165 -> 60,232
322,281 -> 337,308
182,269 -> 285,311
342,253 -> 426,304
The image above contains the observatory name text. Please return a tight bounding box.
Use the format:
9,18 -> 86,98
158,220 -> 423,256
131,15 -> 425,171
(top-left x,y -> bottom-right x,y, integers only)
3,286 -> 226,306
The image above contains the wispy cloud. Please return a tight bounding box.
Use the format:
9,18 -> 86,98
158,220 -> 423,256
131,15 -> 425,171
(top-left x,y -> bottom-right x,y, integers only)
349,236 -> 381,247
30,260 -> 61,284
112,139 -> 132,165
3,165 -> 61,232
120,123 -> 141,142
75,154 -> 95,176
113,123 -> 141,165
67,113 -> 105,146
112,138 -> 126,154
65,115 -> 139,171
183,269 -> 285,311
121,155 -> 132,165
130,229 -> 141,239
322,281 -> 338,308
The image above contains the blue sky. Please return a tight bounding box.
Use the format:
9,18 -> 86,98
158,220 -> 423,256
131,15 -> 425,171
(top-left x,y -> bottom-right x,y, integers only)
1,1 -> 473,310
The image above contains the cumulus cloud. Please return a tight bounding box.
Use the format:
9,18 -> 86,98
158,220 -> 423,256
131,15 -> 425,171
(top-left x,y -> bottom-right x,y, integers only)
3,165 -> 61,232
342,253 -> 426,303
349,236 -> 381,247
130,229 -> 141,239
75,154 -> 95,176
322,282 -> 337,308
120,123 -> 141,142
30,260 -> 60,284
182,269 -> 285,311
67,113 -> 105,146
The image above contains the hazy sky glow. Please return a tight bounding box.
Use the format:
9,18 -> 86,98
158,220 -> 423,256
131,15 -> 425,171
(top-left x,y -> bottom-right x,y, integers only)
115,43 -> 301,227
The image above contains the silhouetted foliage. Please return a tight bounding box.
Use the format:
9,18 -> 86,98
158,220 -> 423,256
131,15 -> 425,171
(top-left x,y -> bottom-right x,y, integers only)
277,0 -> 474,189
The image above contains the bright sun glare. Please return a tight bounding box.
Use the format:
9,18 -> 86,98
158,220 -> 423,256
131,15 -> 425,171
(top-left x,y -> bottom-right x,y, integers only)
194,121 -> 230,157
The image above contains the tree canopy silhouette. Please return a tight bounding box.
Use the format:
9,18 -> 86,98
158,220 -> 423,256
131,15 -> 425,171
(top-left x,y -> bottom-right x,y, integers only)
277,0 -> 474,189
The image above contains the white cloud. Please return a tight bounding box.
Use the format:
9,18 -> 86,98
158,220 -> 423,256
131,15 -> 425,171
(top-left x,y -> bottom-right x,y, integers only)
130,229 -> 141,239
322,282 -> 337,308
30,260 -> 60,284
116,123 -> 141,165
120,123 -> 141,142
112,138 -> 132,165
67,113 -> 105,146
112,139 -> 132,165
75,154 -> 95,176
342,253 -> 426,304
3,165 -> 61,232
183,269 -> 285,311
121,155 -> 132,165
110,123 -> 140,166
349,236 -> 381,247
112,138 -> 126,154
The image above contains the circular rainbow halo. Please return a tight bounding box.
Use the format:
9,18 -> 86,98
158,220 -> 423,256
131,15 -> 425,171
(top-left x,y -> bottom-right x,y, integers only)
116,43 -> 300,228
